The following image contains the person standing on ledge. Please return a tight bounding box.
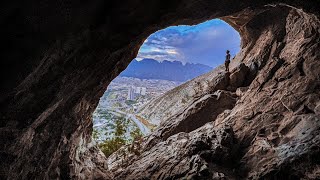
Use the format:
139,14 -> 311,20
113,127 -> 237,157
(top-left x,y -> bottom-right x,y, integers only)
225,50 -> 231,72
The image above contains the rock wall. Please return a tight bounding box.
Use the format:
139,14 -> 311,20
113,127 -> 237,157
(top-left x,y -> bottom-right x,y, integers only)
0,0 -> 319,179
109,4 -> 320,180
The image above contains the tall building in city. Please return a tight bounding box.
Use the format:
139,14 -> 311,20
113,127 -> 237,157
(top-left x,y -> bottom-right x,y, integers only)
127,87 -> 135,100
141,87 -> 146,95
128,86 -> 146,100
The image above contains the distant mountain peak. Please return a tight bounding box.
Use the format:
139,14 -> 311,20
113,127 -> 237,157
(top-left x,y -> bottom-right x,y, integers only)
120,58 -> 212,82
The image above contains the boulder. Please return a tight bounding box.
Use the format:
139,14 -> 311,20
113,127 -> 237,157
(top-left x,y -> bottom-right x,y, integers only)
228,63 -> 250,91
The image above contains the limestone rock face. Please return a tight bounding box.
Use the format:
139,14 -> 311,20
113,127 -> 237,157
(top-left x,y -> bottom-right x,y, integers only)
228,63 -> 250,90
115,124 -> 236,180
143,90 -> 237,150
159,90 -> 237,140
1,0 -> 320,179
108,4 -> 320,180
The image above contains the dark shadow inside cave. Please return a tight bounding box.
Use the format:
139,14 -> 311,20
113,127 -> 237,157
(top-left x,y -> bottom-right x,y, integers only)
93,19 -> 241,157
2,1 -> 319,179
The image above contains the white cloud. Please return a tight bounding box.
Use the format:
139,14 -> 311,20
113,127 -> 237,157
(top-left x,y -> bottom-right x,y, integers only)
136,19 -> 240,67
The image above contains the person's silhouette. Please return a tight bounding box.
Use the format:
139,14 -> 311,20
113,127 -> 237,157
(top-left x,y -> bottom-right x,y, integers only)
225,50 -> 231,72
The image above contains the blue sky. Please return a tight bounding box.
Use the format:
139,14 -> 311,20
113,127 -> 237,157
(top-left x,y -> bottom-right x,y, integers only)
136,19 -> 240,67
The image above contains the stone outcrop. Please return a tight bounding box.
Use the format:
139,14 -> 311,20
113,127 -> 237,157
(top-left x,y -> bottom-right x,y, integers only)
157,90 -> 237,141
115,123 -> 236,180
228,63 -> 250,91
1,0 -> 320,179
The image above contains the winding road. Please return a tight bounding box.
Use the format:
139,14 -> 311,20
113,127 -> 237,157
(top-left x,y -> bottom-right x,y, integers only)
108,108 -> 151,135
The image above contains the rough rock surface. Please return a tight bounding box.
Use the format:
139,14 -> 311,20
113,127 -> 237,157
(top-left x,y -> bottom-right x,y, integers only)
141,90 -> 237,152
115,123 -> 236,180
137,67 -> 230,125
157,90 -> 237,141
109,4 -> 320,180
1,0 -> 320,179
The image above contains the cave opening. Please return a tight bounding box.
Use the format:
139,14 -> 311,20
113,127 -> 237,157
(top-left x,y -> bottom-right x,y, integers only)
2,1 -> 320,179
92,19 -> 241,157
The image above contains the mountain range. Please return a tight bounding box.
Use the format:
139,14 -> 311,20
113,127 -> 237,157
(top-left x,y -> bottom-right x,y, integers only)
119,59 -> 212,82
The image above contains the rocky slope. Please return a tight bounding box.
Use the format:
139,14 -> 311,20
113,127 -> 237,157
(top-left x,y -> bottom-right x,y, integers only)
137,62 -> 248,125
108,4 -> 320,180
1,0 -> 319,179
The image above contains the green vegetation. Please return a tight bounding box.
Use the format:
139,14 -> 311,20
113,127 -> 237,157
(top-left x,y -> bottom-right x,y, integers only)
108,91 -> 118,99
112,102 -> 123,108
125,100 -> 137,105
99,137 -> 127,157
92,129 -> 99,140
93,112 -> 143,157
130,126 -> 143,142
98,117 -> 128,157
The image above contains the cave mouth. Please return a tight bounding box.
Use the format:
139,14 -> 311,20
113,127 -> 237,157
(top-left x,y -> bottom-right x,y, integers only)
2,1 -> 319,179
92,19 -> 241,157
